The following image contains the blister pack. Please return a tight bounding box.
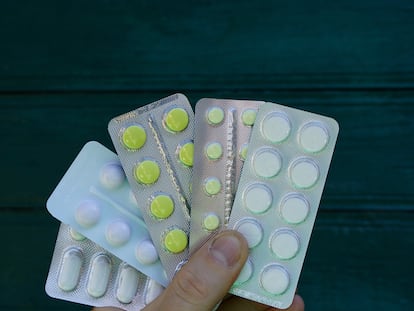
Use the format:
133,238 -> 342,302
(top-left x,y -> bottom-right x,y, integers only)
45,223 -> 164,310
108,93 -> 194,280
46,141 -> 168,286
228,102 -> 339,308
189,98 -> 264,251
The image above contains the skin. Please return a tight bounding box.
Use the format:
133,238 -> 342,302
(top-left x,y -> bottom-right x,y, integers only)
93,230 -> 305,311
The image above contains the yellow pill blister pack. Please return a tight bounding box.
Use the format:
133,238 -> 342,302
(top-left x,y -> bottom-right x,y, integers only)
108,94 -> 194,280
228,102 -> 339,309
46,141 -> 168,286
46,223 -> 164,310
189,98 -> 264,252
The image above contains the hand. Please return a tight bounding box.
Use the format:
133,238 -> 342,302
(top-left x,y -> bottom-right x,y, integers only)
93,230 -> 304,311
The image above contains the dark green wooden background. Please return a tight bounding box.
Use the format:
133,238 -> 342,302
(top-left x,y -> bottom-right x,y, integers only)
1,0 -> 413,310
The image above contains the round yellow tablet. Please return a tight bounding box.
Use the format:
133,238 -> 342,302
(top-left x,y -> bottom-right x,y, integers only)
205,142 -> 223,160
121,125 -> 146,150
203,214 -> 220,231
134,160 -> 160,184
207,107 -> 225,125
204,177 -> 221,196
164,229 -> 188,253
178,142 -> 194,167
239,143 -> 248,161
164,108 -> 189,132
150,194 -> 174,219
241,109 -> 257,126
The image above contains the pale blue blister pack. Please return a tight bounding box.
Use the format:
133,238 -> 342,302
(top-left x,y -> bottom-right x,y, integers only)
189,98 -> 264,252
228,102 -> 339,308
46,141 -> 168,286
45,223 -> 164,310
108,94 -> 194,280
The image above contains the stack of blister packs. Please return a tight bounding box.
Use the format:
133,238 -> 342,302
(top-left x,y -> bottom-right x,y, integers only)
45,94 -> 339,310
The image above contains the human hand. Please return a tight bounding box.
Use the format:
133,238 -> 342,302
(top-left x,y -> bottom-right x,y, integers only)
93,230 -> 304,311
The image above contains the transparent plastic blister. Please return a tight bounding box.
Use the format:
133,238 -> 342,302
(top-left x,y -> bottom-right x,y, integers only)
228,102 -> 339,308
46,141 -> 168,286
45,223 -> 164,310
190,98 -> 264,252
108,94 -> 194,280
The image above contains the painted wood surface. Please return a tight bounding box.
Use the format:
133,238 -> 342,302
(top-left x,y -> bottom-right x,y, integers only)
0,0 -> 413,310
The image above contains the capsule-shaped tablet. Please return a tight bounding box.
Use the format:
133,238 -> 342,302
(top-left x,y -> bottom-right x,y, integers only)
145,278 -> 164,305
58,248 -> 83,291
116,264 -> 140,304
87,254 -> 112,298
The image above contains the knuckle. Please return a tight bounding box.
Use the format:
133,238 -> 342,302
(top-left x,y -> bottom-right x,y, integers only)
172,268 -> 210,305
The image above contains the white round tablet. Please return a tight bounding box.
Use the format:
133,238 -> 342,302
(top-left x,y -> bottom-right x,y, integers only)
75,200 -> 100,228
252,148 -> 282,178
235,218 -> 263,248
290,158 -> 319,189
234,259 -> 253,285
100,162 -> 126,189
105,220 -> 131,247
261,112 -> 291,143
135,240 -> 159,265
260,264 -> 290,295
299,122 -> 329,153
243,184 -> 273,214
280,194 -> 309,224
270,229 -> 300,260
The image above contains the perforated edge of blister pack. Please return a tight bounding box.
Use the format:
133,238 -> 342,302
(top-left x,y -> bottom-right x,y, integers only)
228,102 -> 339,309
45,223 -> 164,310
189,98 -> 264,252
46,141 -> 168,286
108,93 -> 194,280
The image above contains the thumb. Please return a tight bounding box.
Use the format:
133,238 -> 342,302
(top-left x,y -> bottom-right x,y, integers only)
145,230 -> 248,311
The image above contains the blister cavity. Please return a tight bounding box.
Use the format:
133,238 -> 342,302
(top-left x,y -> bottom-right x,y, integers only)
228,102 -> 339,309
108,94 -> 194,280
190,98 -> 264,251
46,141 -> 168,286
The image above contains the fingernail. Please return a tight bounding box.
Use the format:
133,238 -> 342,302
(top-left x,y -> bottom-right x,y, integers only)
209,233 -> 242,267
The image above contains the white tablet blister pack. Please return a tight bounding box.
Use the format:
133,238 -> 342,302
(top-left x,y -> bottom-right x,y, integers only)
46,141 -> 168,286
228,102 -> 339,309
46,223 -> 164,310
108,94 -> 194,280
189,98 -> 264,252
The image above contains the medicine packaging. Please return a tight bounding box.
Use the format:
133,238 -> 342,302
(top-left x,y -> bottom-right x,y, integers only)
228,102 -> 339,308
108,93 -> 194,280
189,98 -> 264,252
46,141 -> 168,286
46,223 -> 164,310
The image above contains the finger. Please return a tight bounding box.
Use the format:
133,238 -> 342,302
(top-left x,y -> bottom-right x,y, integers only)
219,293 -> 305,311
144,230 -> 249,311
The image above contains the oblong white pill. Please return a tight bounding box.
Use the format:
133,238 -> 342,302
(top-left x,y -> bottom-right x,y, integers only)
75,200 -> 100,228
145,278 -> 165,305
260,264 -> 290,295
58,248 -> 83,291
99,162 -> 126,189
87,254 -> 112,298
261,112 -> 291,143
135,240 -> 159,265
280,194 -> 309,224
290,158 -> 320,189
299,122 -> 329,153
270,229 -> 300,260
235,218 -> 263,248
243,184 -> 273,214
106,220 -> 131,247
116,265 -> 140,304
252,148 -> 282,178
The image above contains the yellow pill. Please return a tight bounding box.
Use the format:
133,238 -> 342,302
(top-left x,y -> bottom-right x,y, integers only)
178,142 -> 194,167
121,125 -> 146,150
207,107 -> 225,125
134,160 -> 160,184
150,194 -> 174,219
206,142 -> 223,160
239,143 -> 248,161
164,108 -> 189,132
204,177 -> 221,196
203,214 -> 220,231
164,229 -> 188,253
241,109 -> 257,126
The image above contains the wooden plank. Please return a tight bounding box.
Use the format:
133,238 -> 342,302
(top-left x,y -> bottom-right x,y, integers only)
1,90 -> 413,210
0,0 -> 413,91
1,210 -> 412,310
